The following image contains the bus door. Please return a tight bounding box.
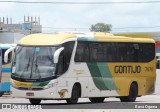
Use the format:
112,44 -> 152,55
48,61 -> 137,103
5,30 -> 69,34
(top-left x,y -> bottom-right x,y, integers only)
56,42 -> 75,98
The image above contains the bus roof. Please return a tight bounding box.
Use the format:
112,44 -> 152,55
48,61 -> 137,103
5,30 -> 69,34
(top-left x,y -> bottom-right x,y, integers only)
18,33 -> 76,46
18,32 -> 155,46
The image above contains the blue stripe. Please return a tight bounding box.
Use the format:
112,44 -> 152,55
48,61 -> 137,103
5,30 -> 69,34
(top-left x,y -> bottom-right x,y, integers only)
2,68 -> 11,72
0,82 -> 10,92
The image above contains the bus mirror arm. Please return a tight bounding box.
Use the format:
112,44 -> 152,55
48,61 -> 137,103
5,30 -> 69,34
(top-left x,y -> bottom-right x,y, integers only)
4,47 -> 15,63
54,47 -> 64,64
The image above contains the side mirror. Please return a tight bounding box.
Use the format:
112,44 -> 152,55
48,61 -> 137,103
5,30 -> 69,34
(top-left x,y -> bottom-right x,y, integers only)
54,47 -> 64,63
4,47 -> 15,63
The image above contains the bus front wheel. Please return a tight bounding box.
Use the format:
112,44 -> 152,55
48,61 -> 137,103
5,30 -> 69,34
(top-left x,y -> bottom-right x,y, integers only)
89,97 -> 105,103
120,83 -> 138,102
29,99 -> 41,105
66,85 -> 80,104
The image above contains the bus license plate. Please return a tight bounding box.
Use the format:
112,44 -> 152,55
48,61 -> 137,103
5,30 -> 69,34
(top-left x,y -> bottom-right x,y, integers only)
26,92 -> 34,96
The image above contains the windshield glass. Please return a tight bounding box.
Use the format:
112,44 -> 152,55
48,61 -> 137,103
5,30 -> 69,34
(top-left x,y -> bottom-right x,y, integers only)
12,46 -> 57,81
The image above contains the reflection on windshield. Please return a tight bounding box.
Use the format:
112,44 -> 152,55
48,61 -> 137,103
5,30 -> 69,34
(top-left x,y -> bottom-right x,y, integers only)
12,46 -> 57,80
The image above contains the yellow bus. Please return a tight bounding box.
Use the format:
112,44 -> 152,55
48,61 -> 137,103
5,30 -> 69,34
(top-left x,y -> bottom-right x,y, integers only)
0,44 -> 16,96
10,32 -> 156,104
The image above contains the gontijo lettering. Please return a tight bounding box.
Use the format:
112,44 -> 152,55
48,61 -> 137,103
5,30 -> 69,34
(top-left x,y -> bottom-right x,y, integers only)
114,65 -> 141,74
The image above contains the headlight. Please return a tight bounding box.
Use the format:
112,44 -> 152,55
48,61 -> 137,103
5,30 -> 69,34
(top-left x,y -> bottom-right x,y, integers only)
43,82 -> 57,89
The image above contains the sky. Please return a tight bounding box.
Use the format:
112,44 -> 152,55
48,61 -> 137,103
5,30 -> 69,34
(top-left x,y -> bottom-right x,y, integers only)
0,0 -> 160,33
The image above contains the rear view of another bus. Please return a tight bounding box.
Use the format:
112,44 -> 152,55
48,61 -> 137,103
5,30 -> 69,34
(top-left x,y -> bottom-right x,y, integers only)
0,44 -> 16,96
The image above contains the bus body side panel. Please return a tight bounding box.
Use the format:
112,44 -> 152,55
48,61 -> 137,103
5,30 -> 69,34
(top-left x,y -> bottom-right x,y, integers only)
86,63 -> 119,97
108,60 -> 156,96
55,64 -> 90,99
56,63 -> 119,98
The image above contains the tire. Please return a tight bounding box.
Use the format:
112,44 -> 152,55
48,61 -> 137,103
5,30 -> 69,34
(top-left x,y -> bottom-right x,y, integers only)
66,85 -> 80,104
120,83 -> 138,102
89,97 -> 105,103
29,99 -> 41,105
0,92 -> 4,97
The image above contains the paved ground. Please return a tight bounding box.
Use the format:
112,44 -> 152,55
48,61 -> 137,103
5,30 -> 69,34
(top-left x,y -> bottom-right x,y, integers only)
0,94 -> 160,103
1,94 -> 160,112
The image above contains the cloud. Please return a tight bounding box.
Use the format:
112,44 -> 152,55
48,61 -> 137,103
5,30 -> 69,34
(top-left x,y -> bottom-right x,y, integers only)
0,2 -> 15,10
0,0 -> 160,33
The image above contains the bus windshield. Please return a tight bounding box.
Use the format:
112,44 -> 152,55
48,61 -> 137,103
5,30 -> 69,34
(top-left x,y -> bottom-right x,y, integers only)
12,46 -> 57,81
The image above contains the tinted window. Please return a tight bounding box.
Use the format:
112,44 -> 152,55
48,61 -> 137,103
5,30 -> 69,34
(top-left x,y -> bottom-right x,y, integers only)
75,42 -> 89,62
142,43 -> 155,62
116,43 -> 143,62
74,42 -> 155,63
56,41 -> 75,75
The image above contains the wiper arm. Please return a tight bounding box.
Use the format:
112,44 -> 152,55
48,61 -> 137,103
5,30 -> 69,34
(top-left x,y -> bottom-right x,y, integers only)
35,57 -> 41,79
27,58 -> 30,71
20,57 -> 30,78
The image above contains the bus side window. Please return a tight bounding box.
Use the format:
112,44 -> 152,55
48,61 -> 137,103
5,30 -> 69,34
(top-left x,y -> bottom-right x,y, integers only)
75,45 -> 84,61
56,41 -> 75,75
75,42 -> 89,62
142,43 -> 155,62
56,52 -> 65,75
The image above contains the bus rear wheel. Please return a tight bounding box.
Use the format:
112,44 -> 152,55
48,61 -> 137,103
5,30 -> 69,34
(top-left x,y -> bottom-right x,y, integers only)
89,97 -> 105,103
120,83 -> 138,102
29,99 -> 41,105
66,85 -> 80,104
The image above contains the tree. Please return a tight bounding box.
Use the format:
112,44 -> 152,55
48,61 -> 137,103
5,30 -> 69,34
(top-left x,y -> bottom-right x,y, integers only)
90,23 -> 112,32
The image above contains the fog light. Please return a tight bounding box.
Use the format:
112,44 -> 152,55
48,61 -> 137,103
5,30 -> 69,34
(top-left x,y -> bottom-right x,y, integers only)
50,92 -> 54,95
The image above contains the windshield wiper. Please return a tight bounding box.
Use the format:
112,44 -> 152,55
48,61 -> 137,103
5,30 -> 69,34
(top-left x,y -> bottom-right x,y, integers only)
20,57 -> 30,78
34,57 -> 41,79
27,58 -> 30,71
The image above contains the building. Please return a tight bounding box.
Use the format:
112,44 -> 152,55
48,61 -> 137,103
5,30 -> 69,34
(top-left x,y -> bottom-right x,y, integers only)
0,16 -> 42,43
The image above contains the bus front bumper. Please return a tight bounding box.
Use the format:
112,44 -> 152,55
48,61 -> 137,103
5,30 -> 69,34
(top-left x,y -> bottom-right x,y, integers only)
11,86 -> 57,99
